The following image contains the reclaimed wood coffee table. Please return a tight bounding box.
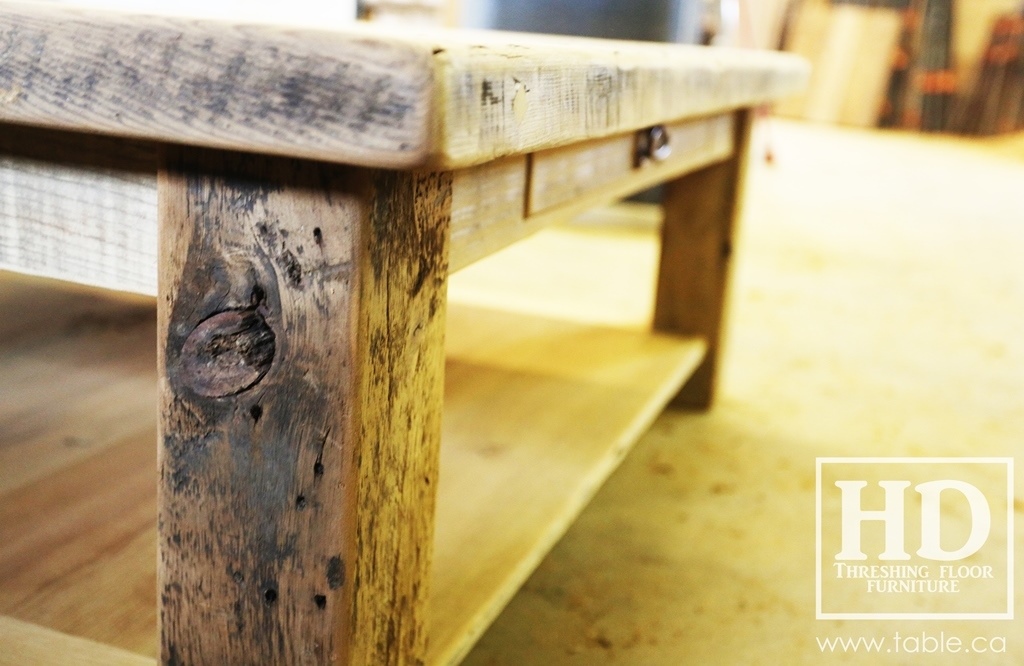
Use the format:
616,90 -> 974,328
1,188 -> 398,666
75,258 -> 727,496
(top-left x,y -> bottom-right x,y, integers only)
0,3 -> 806,663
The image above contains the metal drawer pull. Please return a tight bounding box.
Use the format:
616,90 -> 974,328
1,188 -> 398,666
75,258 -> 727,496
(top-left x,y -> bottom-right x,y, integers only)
636,125 -> 672,166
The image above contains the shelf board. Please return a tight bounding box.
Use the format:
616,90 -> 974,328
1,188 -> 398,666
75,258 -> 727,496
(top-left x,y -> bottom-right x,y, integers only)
0,217 -> 702,663
430,305 -> 704,664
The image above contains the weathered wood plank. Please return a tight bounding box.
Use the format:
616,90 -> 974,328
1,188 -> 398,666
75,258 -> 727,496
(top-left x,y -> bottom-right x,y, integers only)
0,114 -> 729,287
449,156 -> 527,271
429,32 -> 804,168
0,3 -> 432,168
528,113 -> 733,216
0,2 -> 807,168
157,150 -> 450,664
653,109 -> 753,409
0,128 -> 158,295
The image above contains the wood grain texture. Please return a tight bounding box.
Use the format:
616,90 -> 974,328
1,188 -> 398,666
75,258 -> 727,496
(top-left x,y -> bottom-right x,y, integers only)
0,128 -> 158,295
427,30 -> 806,167
0,616 -> 153,666
157,150 -> 450,664
0,2 -> 807,168
0,2 -> 432,168
528,113 -> 733,215
449,156 -> 527,271
2,114 -> 729,289
653,109 -> 753,409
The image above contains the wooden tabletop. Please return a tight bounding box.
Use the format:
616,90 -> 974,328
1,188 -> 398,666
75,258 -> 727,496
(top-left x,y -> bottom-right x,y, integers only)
0,2 -> 808,169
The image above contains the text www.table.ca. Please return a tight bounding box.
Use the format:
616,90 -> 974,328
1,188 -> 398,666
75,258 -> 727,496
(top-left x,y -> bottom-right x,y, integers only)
816,632 -> 1007,655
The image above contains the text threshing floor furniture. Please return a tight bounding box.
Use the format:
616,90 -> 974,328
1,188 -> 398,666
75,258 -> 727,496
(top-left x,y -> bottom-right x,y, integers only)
0,4 -> 806,663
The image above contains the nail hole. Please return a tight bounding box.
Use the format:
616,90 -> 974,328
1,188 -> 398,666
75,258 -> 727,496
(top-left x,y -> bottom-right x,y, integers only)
232,571 -> 244,584
313,462 -> 325,477
251,284 -> 266,306
250,404 -> 263,423
264,587 -> 278,604
314,594 -> 327,609
296,495 -> 308,510
313,227 -> 323,245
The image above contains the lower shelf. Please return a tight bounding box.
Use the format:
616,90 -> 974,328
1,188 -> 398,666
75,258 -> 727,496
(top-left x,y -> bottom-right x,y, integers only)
0,216 -> 704,663
431,306 -> 704,664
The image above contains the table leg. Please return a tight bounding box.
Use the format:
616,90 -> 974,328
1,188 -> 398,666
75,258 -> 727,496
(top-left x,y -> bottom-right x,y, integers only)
653,109 -> 754,409
156,148 -> 451,664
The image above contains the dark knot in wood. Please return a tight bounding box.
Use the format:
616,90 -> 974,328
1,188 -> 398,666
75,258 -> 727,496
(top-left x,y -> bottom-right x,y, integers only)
179,309 -> 276,398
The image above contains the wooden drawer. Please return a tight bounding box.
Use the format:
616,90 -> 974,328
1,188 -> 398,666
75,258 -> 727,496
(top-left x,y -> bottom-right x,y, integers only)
527,113 -> 735,216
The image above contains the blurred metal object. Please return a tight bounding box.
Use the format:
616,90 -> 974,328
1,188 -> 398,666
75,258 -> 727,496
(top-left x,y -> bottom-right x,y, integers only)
635,125 -> 673,166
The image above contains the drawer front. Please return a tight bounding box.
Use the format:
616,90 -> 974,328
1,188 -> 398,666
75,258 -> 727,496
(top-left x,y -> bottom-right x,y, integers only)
527,113 -> 735,216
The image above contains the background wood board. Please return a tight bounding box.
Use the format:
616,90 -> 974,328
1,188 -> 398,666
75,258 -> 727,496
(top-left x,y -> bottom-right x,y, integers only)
775,0 -> 831,118
779,3 -> 901,127
838,9 -> 903,127
954,0 -> 1023,96
0,290 -> 159,656
0,2 -> 808,168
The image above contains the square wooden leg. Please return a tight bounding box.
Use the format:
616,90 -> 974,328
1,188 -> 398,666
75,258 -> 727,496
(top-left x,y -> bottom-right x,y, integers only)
653,109 -> 754,409
157,148 -> 451,664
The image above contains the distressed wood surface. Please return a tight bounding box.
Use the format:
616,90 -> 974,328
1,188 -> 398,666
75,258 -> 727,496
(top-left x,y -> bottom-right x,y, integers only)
157,151 -> 450,664
0,128 -> 157,295
653,109 -> 753,409
0,616 -> 153,666
527,113 -> 733,215
0,2 -> 431,168
0,2 -> 807,168
1,113 -> 730,288
449,156 -> 527,271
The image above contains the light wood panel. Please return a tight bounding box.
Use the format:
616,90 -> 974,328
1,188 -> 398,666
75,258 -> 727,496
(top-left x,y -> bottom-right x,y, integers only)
838,8 -> 902,128
0,616 -> 152,666
0,129 -> 157,296
0,2 -> 807,168
775,0 -> 831,118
